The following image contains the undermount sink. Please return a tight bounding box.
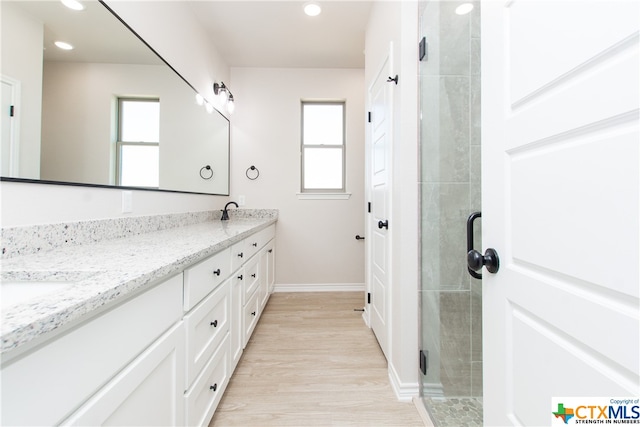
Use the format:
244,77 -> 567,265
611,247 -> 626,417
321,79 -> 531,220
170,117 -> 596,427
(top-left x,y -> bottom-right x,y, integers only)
1,280 -> 75,309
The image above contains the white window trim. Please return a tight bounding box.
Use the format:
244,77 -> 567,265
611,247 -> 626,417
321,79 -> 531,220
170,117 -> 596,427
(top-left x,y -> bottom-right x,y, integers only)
300,100 -> 346,193
296,192 -> 352,200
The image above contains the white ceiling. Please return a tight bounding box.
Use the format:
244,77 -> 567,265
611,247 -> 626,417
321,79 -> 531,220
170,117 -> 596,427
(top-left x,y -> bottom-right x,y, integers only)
187,1 -> 374,69
10,0 -> 372,68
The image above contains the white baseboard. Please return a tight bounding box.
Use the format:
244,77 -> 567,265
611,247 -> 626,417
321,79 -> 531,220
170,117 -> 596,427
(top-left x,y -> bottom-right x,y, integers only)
273,283 -> 365,292
388,363 -> 419,403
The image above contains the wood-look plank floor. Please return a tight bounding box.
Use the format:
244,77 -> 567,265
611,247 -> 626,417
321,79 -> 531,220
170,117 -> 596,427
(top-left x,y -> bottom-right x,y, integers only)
209,292 -> 424,427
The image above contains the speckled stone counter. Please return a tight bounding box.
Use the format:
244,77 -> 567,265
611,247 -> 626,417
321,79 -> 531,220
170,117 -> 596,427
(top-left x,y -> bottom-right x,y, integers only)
0,209 -> 277,355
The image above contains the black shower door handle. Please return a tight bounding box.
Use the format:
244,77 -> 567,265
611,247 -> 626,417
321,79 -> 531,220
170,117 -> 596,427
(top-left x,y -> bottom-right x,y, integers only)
466,211 -> 500,279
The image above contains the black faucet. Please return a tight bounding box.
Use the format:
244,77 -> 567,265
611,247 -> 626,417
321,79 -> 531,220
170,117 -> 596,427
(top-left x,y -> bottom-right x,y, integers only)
221,201 -> 238,220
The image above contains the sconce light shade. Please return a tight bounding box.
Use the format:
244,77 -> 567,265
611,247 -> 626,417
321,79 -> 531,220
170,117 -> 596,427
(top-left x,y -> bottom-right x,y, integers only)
227,96 -> 235,114
213,82 -> 235,113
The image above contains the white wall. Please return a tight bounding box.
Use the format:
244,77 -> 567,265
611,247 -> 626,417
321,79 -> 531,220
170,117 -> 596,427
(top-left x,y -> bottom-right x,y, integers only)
0,1 -> 230,227
365,1 -> 420,400
229,67 -> 365,287
1,2 -> 42,179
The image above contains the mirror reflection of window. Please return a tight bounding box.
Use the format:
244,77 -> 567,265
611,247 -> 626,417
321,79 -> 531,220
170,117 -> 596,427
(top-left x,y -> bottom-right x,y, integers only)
117,98 -> 159,187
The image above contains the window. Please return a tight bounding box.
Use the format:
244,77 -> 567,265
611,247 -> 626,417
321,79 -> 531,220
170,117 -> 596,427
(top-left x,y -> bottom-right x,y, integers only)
117,98 -> 160,187
301,101 -> 345,193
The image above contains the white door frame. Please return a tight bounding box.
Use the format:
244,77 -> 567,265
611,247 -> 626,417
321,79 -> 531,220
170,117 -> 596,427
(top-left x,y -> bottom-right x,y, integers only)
1,75 -> 21,177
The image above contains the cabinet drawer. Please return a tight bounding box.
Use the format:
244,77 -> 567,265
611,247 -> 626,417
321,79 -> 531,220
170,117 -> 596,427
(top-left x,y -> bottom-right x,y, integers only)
243,255 -> 260,304
184,334 -> 229,427
184,248 -> 231,311
184,279 -> 230,388
243,291 -> 260,348
230,240 -> 246,273
1,275 -> 183,427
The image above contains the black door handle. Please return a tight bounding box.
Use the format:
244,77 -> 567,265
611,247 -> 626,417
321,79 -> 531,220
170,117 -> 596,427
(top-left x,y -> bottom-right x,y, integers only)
355,235 -> 365,240
378,220 -> 388,229
466,212 -> 499,278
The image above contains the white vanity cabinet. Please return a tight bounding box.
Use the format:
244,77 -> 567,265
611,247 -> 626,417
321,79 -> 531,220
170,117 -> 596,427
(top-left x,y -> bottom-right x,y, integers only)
1,274 -> 184,427
1,222 -> 276,427
181,224 -> 275,426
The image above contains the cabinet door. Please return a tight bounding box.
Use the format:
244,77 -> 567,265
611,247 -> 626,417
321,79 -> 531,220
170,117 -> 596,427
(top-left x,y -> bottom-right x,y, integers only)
61,322 -> 185,426
1,275 -> 183,427
266,240 -> 275,293
243,290 -> 260,348
230,269 -> 244,370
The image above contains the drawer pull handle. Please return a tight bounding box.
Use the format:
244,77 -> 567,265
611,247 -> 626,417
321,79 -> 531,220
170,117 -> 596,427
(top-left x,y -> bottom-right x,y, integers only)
251,311 -> 256,316
238,252 -> 244,258
210,383 -> 218,392
210,320 -> 218,327
251,273 -> 256,278
252,242 -> 258,247
213,269 -> 221,276
237,274 -> 243,280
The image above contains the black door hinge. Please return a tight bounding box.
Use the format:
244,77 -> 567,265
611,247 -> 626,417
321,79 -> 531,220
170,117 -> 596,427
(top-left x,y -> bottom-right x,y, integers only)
367,111 -> 371,123
419,37 -> 428,61
367,202 -> 371,213
9,105 -> 14,117
419,350 -> 428,375
367,292 -> 371,304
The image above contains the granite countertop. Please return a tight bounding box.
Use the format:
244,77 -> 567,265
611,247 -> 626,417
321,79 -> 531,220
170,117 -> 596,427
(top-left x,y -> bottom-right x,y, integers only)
0,216 -> 276,356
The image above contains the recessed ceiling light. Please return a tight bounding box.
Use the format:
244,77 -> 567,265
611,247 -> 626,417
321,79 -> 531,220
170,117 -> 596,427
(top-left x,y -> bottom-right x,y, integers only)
61,0 -> 85,11
54,41 -> 74,50
304,2 -> 321,17
455,3 -> 474,15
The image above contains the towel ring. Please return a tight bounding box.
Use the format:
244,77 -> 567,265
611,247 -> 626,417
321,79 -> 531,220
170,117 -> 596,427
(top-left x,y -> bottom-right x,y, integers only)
246,165 -> 259,180
200,165 -> 214,180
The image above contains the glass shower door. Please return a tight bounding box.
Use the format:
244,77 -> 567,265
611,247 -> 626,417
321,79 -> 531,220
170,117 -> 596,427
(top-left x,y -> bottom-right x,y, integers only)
418,1 -> 482,425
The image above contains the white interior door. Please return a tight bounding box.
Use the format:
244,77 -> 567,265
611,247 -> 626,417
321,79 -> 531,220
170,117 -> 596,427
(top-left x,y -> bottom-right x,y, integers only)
368,50 -> 393,358
482,1 -> 639,425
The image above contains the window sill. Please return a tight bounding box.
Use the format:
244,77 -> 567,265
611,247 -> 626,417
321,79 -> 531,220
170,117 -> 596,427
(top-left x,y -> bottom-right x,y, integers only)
296,193 -> 352,200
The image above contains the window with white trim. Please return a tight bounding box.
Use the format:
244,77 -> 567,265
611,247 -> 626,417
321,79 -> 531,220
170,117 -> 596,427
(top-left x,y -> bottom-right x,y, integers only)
116,98 -> 160,188
301,101 -> 345,193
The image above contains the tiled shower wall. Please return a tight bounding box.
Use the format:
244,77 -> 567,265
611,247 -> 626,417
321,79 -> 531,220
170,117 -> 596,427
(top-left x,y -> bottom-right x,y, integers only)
419,0 -> 482,398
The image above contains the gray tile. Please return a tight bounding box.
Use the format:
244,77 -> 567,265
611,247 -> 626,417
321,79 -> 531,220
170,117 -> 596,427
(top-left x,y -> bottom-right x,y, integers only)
438,184 -> 470,290
420,290 -> 442,384
470,37 -> 481,77
421,183 -> 441,291
471,289 -> 482,362
471,361 -> 483,397
438,1 -> 471,76
470,1 -> 481,39
470,75 -> 481,146
425,397 -> 483,426
421,76 -> 470,184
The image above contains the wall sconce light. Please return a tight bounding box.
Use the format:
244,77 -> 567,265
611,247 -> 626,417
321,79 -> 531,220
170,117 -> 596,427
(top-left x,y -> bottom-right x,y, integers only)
214,82 -> 235,114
